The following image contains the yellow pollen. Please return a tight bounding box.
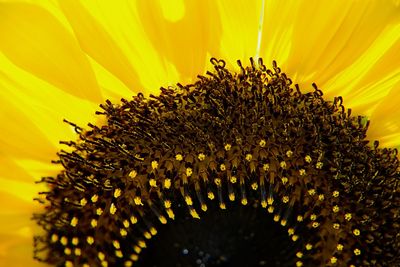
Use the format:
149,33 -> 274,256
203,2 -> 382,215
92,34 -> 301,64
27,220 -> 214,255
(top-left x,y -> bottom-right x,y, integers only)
292,235 -> 299,241
91,219 -> 98,228
318,194 -> 325,201
186,168 -> 193,177
208,192 -> 215,200
166,209 -> 175,219
151,161 -> 158,170
150,227 -> 157,235
120,229 -> 128,236
64,248 -> 71,255
229,193 -> 235,201
345,213 -> 352,221
149,179 -> 157,187
87,236 -> 94,245
296,252 -> 303,258
353,229 -> 360,236
164,200 -> 171,208
164,179 -> 171,189
273,215 -> 280,222
51,234 -> 58,243
144,232 -> 152,239
224,144 -> 231,151
267,197 -> 274,205
333,191 -> 339,197
198,153 -> 205,161
337,244 -> 344,251
101,261 -> 108,267
259,139 -> 266,147
315,162 -> 323,169
245,154 -> 253,161
263,163 -> 270,171
130,254 -> 139,261
280,219 -> 287,226
333,223 -> 340,230
190,209 -> 200,219
96,208 -> 103,215
354,248 -> 361,255
214,178 -> 222,186
312,222 -> 320,228
230,176 -> 237,183
80,198 -> 87,206
286,150 -> 293,157
65,261 -> 73,267
296,261 -> 303,267
280,161 -> 287,169
201,204 -> 208,212
241,198 -> 248,206
129,170 -> 137,178
113,240 -> 121,249
267,206 -> 274,213
185,196 -> 193,206
281,177 -> 288,185
123,220 -> 130,228
60,236 -> 68,246
138,240 -> 146,248
251,182 -> 258,190
70,217 -> 78,227
133,245 -> 141,254
310,214 -> 317,220
305,155 -> 312,163
114,188 -> 122,198
332,205 -> 340,213
125,262 -> 132,267
261,200 -> 267,208
330,257 -> 337,264
74,248 -> 81,256
299,169 -> 306,176
159,215 -> 167,224
308,189 -> 316,196
115,250 -> 123,258
220,164 -> 226,171
98,252 -> 105,261
110,203 -> 117,215
130,216 -> 138,224
175,154 -> 183,161
219,203 -> 226,209
288,228 -> 295,235
91,194 -> 98,203
282,196 -> 289,203
134,196 -> 143,205
72,238 -> 78,246
297,215 -> 303,222
306,244 -> 313,250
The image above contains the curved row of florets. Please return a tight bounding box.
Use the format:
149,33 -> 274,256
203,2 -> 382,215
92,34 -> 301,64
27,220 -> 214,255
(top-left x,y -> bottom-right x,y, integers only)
34,58 -> 400,267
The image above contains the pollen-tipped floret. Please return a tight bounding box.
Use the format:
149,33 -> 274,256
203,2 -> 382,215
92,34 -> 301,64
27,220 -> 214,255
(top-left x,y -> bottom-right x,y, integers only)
34,58 -> 400,267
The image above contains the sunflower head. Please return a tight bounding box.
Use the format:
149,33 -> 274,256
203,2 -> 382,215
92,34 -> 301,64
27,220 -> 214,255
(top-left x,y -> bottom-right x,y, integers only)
33,59 -> 400,267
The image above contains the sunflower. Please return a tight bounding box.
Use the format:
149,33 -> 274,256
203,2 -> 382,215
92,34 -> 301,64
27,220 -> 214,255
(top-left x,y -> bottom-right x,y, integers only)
1,0 -> 400,266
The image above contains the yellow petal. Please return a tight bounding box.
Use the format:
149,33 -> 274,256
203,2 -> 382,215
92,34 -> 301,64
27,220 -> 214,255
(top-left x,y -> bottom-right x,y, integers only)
0,2 -> 102,102
216,0 -> 263,65
137,0 -> 224,79
58,0 -> 147,94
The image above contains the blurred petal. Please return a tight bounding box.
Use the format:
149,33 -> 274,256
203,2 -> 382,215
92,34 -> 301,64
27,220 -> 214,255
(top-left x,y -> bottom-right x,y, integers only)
58,0 -> 182,93
0,2 -> 102,102
137,0 -> 224,79
216,0 -> 263,66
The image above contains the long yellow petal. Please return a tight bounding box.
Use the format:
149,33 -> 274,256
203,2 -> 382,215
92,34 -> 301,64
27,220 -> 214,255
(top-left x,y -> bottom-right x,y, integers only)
0,2 -> 102,102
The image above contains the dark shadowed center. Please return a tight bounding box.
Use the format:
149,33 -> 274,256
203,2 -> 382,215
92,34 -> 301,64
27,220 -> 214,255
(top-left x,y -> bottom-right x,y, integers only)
138,201 -> 299,267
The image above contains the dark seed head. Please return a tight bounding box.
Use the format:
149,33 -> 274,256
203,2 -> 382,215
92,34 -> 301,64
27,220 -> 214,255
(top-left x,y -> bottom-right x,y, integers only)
34,58 -> 400,267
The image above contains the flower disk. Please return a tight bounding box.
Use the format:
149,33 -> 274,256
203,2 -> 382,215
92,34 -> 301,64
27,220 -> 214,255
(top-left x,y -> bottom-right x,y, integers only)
34,58 -> 400,267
